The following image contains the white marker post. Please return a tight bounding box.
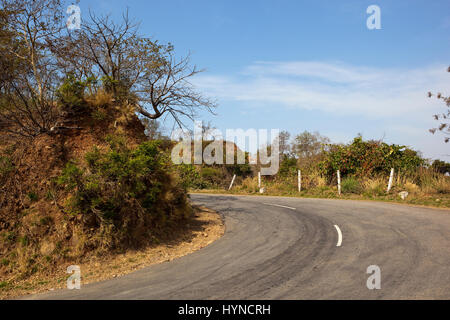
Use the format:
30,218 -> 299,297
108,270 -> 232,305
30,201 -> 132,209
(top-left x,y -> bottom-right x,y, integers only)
228,174 -> 236,191
387,168 -> 394,193
337,170 -> 341,195
258,171 -> 261,189
298,169 -> 302,192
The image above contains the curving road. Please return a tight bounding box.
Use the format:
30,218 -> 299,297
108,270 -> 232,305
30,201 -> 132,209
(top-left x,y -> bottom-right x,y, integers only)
25,194 -> 450,299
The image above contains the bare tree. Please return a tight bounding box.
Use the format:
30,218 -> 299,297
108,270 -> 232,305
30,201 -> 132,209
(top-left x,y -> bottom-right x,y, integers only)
278,130 -> 291,157
293,131 -> 330,171
0,2 -> 216,138
55,10 -> 144,94
293,131 -> 330,159
0,0 -> 64,137
134,52 -> 216,128
428,67 -> 450,143
59,10 -> 216,127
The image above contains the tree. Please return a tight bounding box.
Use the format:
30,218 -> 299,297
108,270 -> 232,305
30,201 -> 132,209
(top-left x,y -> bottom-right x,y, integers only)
59,10 -> 216,128
278,130 -> 291,157
0,0 -> 64,137
293,131 -> 330,158
0,1 -> 215,138
293,131 -> 330,171
428,66 -> 450,143
134,50 -> 216,127
55,10 -> 148,97
431,159 -> 450,174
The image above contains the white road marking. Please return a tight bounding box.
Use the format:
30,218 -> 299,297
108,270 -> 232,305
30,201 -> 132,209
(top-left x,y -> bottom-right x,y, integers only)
334,225 -> 343,247
262,203 -> 296,210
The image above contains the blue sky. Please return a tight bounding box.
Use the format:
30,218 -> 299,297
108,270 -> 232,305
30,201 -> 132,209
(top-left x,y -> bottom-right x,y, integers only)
77,0 -> 450,161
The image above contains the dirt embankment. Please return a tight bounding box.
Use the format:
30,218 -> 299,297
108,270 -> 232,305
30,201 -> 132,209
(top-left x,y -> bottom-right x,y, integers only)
0,105 -> 224,299
1,205 -> 224,299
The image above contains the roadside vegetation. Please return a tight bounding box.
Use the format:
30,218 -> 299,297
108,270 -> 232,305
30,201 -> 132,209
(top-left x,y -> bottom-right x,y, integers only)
187,67 -> 450,207
187,133 -> 450,208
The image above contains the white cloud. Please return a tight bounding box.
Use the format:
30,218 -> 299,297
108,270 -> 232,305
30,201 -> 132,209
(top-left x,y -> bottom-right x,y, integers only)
194,61 -> 449,120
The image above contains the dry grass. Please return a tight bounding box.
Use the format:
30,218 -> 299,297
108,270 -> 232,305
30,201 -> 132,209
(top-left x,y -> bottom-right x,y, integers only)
362,178 -> 386,196
194,169 -> 450,208
236,177 -> 260,193
401,169 -> 450,195
311,173 -> 327,188
403,181 -> 420,194
86,89 -> 114,109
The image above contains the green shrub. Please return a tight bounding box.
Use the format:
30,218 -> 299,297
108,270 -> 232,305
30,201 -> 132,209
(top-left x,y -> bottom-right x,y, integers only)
200,167 -> 224,187
59,140 -> 167,218
176,164 -> 206,189
57,162 -> 84,191
319,136 -> 425,180
341,177 -> 362,194
279,157 -> 297,177
57,138 -> 190,248
57,74 -> 87,111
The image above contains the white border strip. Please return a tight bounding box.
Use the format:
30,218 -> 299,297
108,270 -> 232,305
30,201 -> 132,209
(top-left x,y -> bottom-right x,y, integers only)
262,203 -> 296,210
334,225 -> 343,247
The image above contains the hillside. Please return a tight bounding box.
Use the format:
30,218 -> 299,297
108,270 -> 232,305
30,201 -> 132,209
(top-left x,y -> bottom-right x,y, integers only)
0,100 -> 200,295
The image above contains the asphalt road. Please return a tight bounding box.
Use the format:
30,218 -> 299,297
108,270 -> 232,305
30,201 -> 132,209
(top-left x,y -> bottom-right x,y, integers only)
24,194 -> 450,299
